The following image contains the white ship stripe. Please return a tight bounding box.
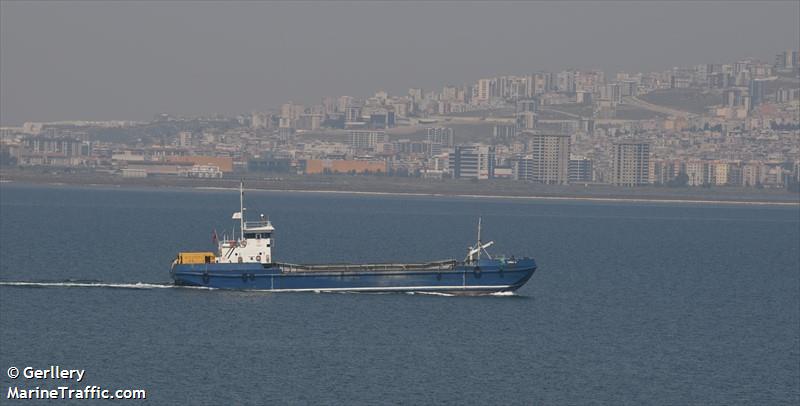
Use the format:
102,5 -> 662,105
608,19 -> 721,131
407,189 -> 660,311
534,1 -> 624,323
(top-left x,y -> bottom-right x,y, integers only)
252,285 -> 513,293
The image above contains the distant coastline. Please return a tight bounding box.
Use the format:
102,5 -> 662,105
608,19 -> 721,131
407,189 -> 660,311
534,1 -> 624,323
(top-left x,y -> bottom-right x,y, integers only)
2,169 -> 798,207
259,189 -> 800,206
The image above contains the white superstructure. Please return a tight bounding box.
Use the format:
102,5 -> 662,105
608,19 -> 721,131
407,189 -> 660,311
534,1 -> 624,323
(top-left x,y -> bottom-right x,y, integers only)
217,182 -> 274,264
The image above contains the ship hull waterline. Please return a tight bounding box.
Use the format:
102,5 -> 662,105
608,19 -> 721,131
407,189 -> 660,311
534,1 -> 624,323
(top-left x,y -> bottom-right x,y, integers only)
171,259 -> 536,296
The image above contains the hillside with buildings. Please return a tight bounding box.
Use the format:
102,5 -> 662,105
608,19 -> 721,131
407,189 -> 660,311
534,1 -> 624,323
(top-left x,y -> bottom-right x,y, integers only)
2,49 -> 799,195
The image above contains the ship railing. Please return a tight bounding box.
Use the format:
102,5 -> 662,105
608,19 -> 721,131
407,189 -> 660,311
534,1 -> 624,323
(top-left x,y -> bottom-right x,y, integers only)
275,260 -> 458,273
244,220 -> 272,228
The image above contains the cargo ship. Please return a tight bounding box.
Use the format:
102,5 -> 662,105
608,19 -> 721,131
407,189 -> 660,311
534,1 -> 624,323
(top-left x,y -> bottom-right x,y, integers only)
170,183 -> 537,295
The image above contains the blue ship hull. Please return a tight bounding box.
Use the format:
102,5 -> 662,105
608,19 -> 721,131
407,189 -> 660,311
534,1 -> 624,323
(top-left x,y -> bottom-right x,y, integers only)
171,258 -> 536,295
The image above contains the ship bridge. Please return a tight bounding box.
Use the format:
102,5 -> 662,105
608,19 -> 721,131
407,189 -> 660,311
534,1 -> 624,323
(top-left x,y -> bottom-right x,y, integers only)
244,217 -> 274,237
217,183 -> 276,265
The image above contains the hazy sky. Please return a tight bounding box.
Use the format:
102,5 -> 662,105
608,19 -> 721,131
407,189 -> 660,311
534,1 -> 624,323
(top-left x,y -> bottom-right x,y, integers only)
1,1 -> 798,125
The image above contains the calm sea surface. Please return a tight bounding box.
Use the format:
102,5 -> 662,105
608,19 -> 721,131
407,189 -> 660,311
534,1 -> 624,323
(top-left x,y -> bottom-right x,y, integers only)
1,183 -> 798,404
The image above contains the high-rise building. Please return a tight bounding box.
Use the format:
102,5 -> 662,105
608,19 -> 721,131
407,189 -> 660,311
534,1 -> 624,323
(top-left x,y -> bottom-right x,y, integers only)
651,159 -> 684,185
749,79 -> 767,110
620,80 -> 638,97
685,160 -> 709,186
793,161 -> 800,184
513,134 -> 570,184
278,127 -> 294,140
394,139 -> 429,155
178,131 -> 193,148
374,90 -> 388,104
24,136 -> 86,157
612,141 -> 650,187
345,106 -> 362,123
349,131 -> 388,149
516,111 -> 537,131
576,90 -> 592,104
441,86 -> 459,101
711,161 -> 730,186
568,156 -> 593,182
556,70 -> 576,93
368,109 -> 394,129
741,163 -> 762,187
449,145 -> 495,180
388,100 -> 409,118
493,124 -> 516,140
475,78 -> 495,103
298,114 -> 323,131
532,72 -> 554,94
604,83 -> 622,104
724,88 -> 750,110
776,87 -> 800,103
280,102 -> 305,127
408,88 -> 423,104
426,127 -> 455,147
251,112 -> 270,130
709,72 -> 732,89
337,96 -> 354,112
775,49 -> 799,70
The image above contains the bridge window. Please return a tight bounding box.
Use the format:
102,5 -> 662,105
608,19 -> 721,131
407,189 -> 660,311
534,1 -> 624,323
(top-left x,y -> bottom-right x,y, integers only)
244,233 -> 271,239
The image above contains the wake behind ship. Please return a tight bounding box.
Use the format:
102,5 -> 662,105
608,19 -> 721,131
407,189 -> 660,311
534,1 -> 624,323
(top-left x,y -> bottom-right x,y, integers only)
170,183 -> 537,295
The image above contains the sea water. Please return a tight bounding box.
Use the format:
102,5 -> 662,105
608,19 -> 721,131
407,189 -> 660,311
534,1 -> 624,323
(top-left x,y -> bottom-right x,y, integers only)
1,184 -> 798,404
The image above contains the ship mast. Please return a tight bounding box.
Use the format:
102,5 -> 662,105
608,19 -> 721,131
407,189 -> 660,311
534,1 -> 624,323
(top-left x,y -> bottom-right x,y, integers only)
466,217 -> 494,263
476,217 -> 482,260
239,180 -> 245,240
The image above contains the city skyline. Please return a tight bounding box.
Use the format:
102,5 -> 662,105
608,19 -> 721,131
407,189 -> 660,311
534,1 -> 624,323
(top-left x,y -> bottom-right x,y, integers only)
2,45 -> 798,191
2,1 -> 799,125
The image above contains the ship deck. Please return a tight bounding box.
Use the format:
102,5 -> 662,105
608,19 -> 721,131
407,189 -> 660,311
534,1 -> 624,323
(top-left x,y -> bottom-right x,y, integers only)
275,260 -> 459,273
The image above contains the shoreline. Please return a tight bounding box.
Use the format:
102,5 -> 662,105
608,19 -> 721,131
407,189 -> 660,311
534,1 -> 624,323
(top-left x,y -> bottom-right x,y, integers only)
266,188 -> 800,206
3,172 -> 798,207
